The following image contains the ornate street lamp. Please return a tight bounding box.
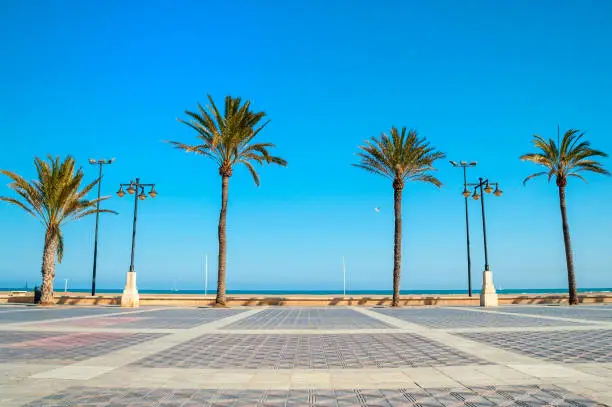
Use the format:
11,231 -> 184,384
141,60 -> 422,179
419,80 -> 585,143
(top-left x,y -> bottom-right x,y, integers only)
450,160 -> 477,297
116,178 -> 157,307
88,158 -> 115,296
467,177 -> 503,307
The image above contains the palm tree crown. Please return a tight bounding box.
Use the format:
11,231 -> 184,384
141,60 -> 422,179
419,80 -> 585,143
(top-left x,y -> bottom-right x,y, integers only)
354,126 -> 445,188
520,129 -> 609,186
0,156 -> 114,261
168,94 -> 287,182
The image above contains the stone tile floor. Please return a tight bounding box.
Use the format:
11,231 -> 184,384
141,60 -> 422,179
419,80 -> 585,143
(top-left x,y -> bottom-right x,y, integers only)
0,307 -> 135,324
24,384 -> 603,407
39,308 -> 247,329
221,309 -> 392,330
133,333 -> 487,369
0,331 -> 166,364
1,304 -> 611,406
485,306 -> 612,322
372,307 -> 594,328
458,329 -> 612,364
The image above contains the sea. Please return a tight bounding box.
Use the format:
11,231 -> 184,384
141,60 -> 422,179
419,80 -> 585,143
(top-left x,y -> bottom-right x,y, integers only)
5,288 -> 610,295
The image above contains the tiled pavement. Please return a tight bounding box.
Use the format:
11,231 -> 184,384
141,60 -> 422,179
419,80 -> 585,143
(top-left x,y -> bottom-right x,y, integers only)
0,304 -> 611,406
23,384 -> 603,407
457,329 -> 612,364
373,307 -> 595,328
133,333 -> 487,369
221,309 -> 392,330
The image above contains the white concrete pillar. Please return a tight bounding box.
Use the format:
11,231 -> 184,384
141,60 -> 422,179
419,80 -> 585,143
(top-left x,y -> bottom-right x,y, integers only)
121,271 -> 140,308
480,269 -> 498,307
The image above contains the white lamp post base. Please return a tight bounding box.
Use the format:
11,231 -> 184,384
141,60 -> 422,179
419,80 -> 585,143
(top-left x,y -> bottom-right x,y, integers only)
480,270 -> 498,307
121,271 -> 140,308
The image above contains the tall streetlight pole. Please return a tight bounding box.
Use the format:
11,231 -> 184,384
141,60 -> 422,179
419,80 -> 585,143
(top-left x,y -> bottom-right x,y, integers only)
116,178 -> 157,307
450,161 -> 477,296
467,177 -> 502,306
88,158 -> 114,296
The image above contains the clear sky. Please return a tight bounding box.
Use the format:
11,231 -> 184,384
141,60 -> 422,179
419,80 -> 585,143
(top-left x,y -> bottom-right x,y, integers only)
1,0 -> 611,291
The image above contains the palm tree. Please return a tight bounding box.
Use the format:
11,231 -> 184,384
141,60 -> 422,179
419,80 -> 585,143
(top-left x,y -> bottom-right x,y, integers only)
521,129 -> 609,305
354,127 -> 445,307
0,156 -> 114,305
168,95 -> 287,306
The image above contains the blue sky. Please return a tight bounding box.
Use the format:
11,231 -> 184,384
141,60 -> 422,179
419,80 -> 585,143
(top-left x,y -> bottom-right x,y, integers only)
1,0 -> 611,291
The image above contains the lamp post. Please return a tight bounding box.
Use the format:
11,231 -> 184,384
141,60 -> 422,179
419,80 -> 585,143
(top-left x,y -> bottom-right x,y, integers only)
467,177 -> 502,307
116,178 -> 157,307
450,160 -> 477,297
88,158 -> 114,296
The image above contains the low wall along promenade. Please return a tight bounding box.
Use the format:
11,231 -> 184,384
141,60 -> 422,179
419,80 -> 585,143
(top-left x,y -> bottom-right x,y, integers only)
1,292 -> 611,306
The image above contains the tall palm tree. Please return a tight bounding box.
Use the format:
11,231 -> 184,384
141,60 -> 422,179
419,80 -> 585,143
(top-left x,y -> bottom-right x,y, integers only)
168,95 -> 287,306
0,156 -> 114,305
521,129 -> 609,305
354,127 -> 445,307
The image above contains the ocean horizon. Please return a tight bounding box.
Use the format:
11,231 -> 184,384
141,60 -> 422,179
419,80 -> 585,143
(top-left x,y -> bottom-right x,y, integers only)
3,287 -> 611,295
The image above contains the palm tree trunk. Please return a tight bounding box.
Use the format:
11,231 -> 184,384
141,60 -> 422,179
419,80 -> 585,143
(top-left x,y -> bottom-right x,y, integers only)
40,231 -> 57,306
216,175 -> 229,306
392,185 -> 402,307
558,185 -> 578,305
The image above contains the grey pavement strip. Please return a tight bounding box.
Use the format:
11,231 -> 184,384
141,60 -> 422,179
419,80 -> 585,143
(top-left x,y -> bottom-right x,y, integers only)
23,383 -> 610,407
0,331 -> 167,365
221,308 -> 394,330
444,324 -> 612,333
0,306 -> 55,313
205,328 -> 407,335
374,306 -> 595,328
457,329 -> 612,364
29,307 -> 263,381
131,332 -> 488,369
452,306 -> 612,326
0,325 -> 180,334
0,306 -> 166,327
2,307 -> 248,332
1,326 -> 407,335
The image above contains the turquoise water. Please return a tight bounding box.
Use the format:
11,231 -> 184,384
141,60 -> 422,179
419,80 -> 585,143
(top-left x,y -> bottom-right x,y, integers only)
8,288 -> 610,295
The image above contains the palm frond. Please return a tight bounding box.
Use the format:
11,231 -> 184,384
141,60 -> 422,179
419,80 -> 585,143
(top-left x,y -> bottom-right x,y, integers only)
521,129 -> 609,185
567,173 -> 588,183
241,160 -> 261,186
354,126 -> 445,188
170,94 -> 286,183
522,171 -> 547,185
1,156 -> 111,260
0,196 -> 36,217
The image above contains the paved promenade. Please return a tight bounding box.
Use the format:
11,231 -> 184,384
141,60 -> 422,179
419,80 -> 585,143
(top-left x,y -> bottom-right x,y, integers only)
1,305 -> 611,406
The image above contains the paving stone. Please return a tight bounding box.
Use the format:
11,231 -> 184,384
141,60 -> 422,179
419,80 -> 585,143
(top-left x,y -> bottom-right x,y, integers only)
488,306 -> 612,323
25,385 -> 606,406
458,329 -> 612,363
40,308 -> 247,329
0,307 -> 134,324
373,307 -> 591,328
0,331 -> 165,364
132,333 -> 488,369
222,308 -> 393,330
